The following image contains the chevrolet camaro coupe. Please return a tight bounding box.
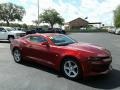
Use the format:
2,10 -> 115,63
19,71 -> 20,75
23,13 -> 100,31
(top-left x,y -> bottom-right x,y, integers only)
10,33 -> 112,79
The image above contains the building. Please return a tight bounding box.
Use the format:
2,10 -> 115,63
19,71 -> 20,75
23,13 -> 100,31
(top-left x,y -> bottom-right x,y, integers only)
64,17 -> 89,30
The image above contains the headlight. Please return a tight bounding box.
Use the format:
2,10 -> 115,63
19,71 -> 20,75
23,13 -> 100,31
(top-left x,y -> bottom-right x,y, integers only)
104,49 -> 111,55
88,56 -> 111,62
88,57 -> 101,61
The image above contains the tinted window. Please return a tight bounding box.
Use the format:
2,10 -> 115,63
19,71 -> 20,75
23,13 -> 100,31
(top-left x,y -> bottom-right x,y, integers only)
0,28 -> 4,32
28,36 -> 47,43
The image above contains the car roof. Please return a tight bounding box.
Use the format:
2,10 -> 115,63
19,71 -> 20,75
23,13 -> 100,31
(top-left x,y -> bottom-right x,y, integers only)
29,33 -> 63,37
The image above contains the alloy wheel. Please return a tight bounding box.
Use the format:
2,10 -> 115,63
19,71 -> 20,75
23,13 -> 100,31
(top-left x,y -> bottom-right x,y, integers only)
63,60 -> 79,78
13,49 -> 21,63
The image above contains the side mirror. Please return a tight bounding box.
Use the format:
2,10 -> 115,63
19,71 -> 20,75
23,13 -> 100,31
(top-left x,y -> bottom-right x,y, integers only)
41,42 -> 50,47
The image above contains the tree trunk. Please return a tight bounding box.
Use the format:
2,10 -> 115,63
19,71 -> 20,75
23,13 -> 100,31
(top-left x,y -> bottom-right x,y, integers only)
6,20 -> 10,26
50,23 -> 54,29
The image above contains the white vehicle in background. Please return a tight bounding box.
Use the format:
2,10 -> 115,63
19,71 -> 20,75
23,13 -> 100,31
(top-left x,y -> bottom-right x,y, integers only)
0,27 -> 26,41
115,28 -> 120,35
107,27 -> 116,33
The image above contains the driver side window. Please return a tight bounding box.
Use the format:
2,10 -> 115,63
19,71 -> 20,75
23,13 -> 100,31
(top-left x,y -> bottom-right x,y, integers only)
28,36 -> 47,43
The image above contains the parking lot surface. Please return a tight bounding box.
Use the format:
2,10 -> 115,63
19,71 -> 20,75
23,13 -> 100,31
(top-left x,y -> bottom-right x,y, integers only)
0,33 -> 120,90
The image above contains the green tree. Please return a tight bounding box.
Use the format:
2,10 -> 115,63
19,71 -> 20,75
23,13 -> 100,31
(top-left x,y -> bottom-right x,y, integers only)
114,5 -> 120,28
0,2 -> 25,26
39,9 -> 64,28
22,23 -> 28,29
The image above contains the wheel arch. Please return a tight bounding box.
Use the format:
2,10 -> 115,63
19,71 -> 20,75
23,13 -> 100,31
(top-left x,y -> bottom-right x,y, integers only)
8,35 -> 15,40
12,47 -> 21,54
12,46 -> 23,63
59,55 -> 84,79
59,55 -> 81,72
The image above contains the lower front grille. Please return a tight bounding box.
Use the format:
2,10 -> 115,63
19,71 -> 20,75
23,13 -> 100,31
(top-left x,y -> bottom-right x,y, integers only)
91,64 -> 110,73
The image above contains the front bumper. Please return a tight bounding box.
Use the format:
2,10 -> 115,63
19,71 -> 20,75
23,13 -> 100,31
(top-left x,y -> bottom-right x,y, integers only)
87,65 -> 112,76
82,56 -> 112,77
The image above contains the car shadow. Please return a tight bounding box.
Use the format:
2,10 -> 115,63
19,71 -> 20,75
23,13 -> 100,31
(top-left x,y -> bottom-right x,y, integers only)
21,60 -> 59,75
21,60 -> 120,89
77,69 -> 120,89
0,40 -> 9,43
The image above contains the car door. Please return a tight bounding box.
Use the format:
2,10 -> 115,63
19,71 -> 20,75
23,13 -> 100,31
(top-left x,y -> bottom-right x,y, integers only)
0,28 -> 7,39
23,35 -> 55,65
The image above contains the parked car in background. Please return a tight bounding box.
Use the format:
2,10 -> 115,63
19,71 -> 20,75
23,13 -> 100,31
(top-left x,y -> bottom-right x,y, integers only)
36,28 -> 46,33
26,28 -> 66,35
55,28 -> 66,34
26,28 -> 46,35
26,29 -> 37,35
0,27 -> 26,41
115,28 -> 120,35
107,27 -> 120,35
48,28 -> 66,34
14,27 -> 24,31
107,27 -> 116,33
10,33 -> 112,79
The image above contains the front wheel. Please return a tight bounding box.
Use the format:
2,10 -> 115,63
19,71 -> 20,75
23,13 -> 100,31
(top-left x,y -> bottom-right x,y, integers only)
62,58 -> 82,80
13,49 -> 23,63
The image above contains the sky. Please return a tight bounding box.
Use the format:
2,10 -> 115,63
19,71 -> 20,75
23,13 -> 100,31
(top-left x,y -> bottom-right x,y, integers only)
0,0 -> 120,26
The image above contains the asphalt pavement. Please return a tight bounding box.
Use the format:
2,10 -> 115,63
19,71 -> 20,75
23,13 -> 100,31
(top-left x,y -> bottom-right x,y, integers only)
0,33 -> 120,90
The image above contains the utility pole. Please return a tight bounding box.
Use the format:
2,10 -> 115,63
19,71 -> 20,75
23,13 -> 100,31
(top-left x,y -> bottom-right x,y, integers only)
38,0 -> 39,27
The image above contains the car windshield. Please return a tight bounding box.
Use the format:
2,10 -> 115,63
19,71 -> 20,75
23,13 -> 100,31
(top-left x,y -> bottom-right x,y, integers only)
49,35 -> 77,46
5,27 -> 15,31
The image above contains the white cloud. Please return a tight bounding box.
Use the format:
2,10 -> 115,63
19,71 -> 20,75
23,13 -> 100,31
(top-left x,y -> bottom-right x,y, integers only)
22,5 -> 38,25
21,0 -> 54,25
0,0 -> 7,3
2,0 -> 120,26
79,0 -> 120,25
19,0 -> 28,3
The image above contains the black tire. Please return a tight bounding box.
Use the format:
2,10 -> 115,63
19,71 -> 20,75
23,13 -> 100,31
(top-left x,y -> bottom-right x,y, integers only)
61,58 -> 82,80
8,36 -> 14,42
13,49 -> 23,63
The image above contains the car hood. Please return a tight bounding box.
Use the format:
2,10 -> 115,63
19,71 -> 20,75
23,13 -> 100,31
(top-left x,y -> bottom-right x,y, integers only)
63,42 -> 110,57
9,30 -> 26,34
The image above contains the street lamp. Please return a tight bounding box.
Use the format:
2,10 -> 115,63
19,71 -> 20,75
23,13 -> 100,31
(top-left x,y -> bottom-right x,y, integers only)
38,0 -> 39,27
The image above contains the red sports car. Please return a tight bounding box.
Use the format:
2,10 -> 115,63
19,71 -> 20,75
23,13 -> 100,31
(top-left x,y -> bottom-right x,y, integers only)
10,33 -> 112,79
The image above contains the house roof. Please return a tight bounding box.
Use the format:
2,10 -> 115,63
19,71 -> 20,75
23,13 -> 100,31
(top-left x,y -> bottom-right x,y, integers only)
69,18 -> 88,23
65,17 -> 89,27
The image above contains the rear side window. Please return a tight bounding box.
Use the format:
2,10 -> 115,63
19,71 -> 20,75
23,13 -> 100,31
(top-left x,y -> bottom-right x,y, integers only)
27,36 -> 47,43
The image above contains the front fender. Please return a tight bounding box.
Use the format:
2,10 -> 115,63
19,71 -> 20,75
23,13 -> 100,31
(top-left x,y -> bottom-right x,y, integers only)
54,51 -> 82,71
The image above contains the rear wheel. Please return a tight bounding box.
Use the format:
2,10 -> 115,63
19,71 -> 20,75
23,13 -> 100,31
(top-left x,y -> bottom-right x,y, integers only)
13,49 -> 22,63
62,58 -> 82,80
